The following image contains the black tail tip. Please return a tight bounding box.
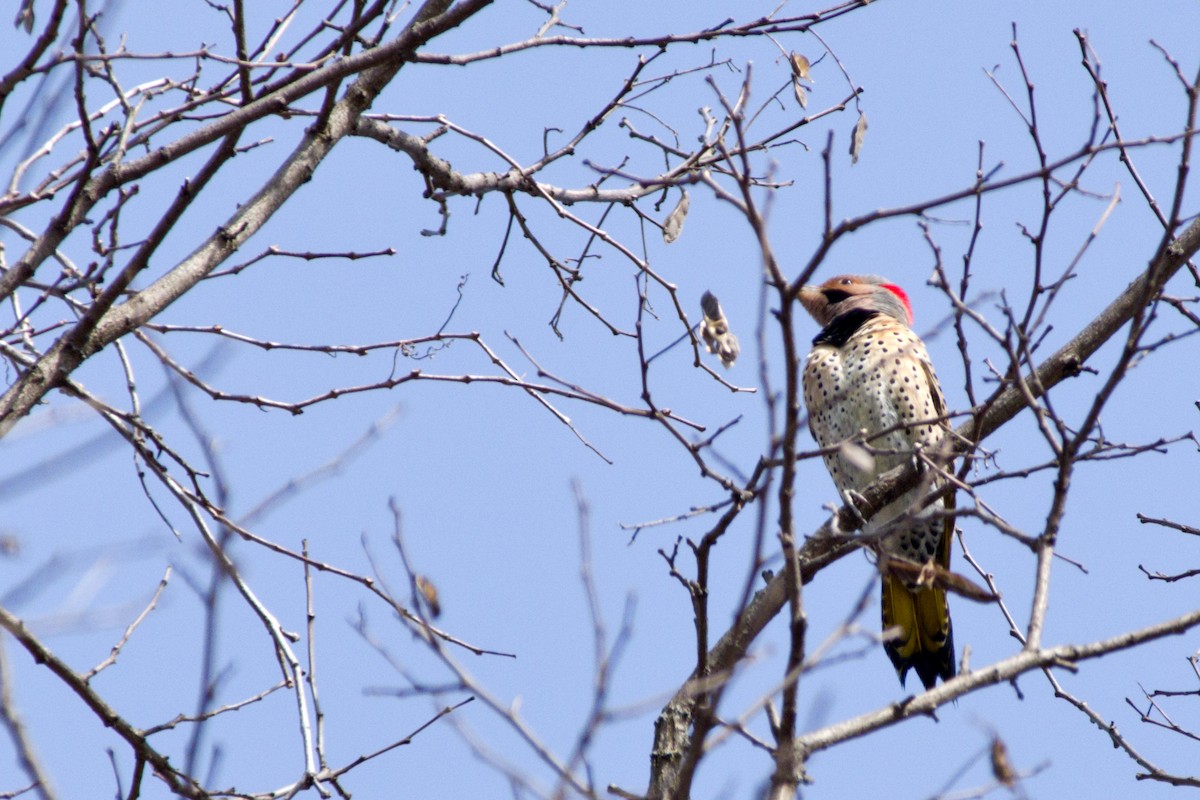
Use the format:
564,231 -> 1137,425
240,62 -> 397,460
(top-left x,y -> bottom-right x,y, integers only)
894,649 -> 956,691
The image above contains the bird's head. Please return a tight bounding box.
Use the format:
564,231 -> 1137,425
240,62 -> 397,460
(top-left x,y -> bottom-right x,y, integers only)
798,275 -> 914,328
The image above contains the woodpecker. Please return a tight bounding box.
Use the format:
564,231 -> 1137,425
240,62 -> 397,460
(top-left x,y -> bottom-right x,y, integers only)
799,274 -> 955,690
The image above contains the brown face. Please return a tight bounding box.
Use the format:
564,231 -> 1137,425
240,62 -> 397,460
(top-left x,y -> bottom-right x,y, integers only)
798,274 -> 912,327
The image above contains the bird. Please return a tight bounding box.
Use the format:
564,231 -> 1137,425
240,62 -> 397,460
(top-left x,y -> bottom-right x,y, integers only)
798,274 -> 956,690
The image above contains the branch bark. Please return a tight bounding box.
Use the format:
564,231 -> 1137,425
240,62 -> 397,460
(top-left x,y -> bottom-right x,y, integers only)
797,605 -> 1200,756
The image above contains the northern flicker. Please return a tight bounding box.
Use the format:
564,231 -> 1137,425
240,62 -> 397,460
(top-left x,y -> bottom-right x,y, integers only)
799,274 -> 955,690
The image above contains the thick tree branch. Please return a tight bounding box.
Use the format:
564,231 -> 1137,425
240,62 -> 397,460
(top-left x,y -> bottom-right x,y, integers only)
797,605 -> 1200,757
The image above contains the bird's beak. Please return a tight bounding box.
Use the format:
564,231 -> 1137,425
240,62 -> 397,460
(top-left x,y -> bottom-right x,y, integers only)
797,285 -> 825,321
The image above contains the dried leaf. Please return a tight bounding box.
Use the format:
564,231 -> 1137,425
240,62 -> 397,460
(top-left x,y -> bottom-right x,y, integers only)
14,0 -> 34,32
0,534 -> 19,556
879,555 -> 1000,603
793,80 -> 808,110
838,441 -> 875,474
662,188 -> 689,243
990,736 -> 1017,787
700,290 -> 739,368
849,111 -> 868,164
415,574 -> 441,618
789,52 -> 811,82
939,567 -> 1000,603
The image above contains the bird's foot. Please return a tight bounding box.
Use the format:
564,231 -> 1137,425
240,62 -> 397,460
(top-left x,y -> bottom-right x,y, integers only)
840,489 -> 869,528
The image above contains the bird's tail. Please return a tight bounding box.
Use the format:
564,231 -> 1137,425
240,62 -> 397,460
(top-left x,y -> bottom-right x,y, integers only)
881,575 -> 955,690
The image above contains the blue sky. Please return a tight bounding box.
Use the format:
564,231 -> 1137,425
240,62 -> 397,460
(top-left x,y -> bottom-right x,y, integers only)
2,1 -> 1199,798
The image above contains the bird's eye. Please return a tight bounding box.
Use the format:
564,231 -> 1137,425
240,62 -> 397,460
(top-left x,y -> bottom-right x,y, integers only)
839,278 -> 853,286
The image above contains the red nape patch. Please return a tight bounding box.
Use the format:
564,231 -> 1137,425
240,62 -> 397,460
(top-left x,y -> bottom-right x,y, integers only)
882,283 -> 914,325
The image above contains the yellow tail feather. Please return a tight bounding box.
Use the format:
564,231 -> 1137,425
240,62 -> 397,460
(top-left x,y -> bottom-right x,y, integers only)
881,574 -> 955,690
